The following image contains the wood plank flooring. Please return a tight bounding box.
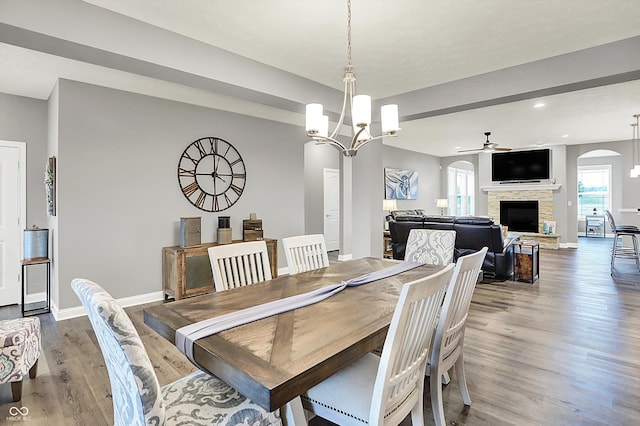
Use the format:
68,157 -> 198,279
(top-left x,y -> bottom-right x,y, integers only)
1,237 -> 639,425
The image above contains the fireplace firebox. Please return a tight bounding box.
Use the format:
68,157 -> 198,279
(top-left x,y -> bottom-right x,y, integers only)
500,201 -> 539,233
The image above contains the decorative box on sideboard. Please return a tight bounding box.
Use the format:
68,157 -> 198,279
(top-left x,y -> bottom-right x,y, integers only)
162,238 -> 278,300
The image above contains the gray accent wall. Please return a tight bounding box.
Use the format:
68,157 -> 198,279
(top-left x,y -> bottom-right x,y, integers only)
54,79 -> 304,310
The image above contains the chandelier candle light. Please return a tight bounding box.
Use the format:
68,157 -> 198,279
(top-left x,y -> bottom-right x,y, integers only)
305,0 -> 400,157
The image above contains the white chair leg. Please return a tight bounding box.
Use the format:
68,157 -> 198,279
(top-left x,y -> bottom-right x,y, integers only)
283,397 -> 308,426
410,396 -> 424,426
441,370 -> 451,385
430,366 -> 446,426
611,234 -> 619,273
455,353 -> 472,406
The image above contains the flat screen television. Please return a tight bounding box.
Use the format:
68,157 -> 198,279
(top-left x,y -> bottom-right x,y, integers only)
491,148 -> 550,182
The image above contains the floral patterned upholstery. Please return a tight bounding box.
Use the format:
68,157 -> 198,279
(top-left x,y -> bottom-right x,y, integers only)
404,229 -> 456,266
71,278 -> 281,426
0,317 -> 41,401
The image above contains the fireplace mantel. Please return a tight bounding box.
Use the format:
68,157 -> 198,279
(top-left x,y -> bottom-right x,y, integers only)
481,184 -> 562,192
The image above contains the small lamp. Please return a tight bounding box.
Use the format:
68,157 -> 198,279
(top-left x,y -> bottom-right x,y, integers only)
593,208 -> 598,215
436,199 -> 449,216
383,199 -> 398,230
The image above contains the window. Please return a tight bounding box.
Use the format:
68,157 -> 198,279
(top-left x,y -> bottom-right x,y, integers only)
577,165 -> 611,217
447,165 -> 475,216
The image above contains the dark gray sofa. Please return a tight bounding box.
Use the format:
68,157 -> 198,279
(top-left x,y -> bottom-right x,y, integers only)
388,210 -> 516,280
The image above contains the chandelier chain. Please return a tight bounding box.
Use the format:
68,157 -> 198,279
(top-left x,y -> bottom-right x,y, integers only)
347,0 -> 352,66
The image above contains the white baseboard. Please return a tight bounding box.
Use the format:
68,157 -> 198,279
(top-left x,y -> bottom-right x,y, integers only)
278,266 -> 290,276
54,291 -> 165,322
338,253 -> 353,261
560,242 -> 579,249
25,292 -> 46,304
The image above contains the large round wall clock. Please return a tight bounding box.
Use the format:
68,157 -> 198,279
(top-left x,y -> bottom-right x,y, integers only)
177,137 -> 246,212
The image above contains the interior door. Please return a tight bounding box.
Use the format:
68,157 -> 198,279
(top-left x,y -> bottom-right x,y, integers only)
323,168 -> 340,251
0,144 -> 22,306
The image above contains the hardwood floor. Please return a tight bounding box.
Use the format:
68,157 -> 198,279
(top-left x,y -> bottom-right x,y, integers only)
1,237 -> 638,425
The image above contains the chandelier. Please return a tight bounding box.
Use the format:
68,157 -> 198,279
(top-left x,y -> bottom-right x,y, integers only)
305,0 -> 399,157
631,114 -> 640,178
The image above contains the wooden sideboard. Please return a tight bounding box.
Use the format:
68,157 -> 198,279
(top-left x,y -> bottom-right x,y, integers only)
162,238 -> 278,300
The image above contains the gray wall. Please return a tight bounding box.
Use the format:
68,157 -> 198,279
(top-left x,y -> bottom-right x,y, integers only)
383,145 -> 443,215
54,79 -> 304,310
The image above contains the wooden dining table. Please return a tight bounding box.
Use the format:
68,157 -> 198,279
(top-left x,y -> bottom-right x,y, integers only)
143,257 -> 442,425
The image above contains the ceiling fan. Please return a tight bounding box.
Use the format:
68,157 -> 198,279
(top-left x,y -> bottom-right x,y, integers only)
458,132 -> 512,153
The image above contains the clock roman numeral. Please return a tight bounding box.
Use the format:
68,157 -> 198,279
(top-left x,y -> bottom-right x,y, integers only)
213,196 -> 219,211
195,191 -> 207,209
182,181 -> 199,197
178,168 -> 195,178
230,183 -> 243,196
194,140 -> 207,157
183,152 -> 199,166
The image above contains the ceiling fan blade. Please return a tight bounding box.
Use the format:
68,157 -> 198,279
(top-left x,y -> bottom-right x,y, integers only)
457,148 -> 482,153
493,147 -> 512,151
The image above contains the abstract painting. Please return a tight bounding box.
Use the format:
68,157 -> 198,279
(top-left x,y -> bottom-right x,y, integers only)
385,168 -> 418,199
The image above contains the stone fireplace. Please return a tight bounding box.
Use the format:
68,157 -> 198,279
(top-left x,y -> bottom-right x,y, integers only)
485,185 -> 560,249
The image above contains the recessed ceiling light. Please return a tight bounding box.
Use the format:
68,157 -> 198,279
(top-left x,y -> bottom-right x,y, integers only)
561,134 -> 570,138
533,102 -> 545,108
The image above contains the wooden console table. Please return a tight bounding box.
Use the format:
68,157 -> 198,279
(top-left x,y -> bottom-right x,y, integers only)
162,239 -> 278,300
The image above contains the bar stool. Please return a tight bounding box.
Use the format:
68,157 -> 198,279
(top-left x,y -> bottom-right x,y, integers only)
605,209 -> 640,274
0,317 -> 42,401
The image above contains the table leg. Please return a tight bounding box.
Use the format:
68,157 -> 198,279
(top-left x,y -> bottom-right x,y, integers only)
282,396 -> 308,426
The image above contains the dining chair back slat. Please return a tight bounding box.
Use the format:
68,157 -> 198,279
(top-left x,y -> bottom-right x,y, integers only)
282,234 -> 330,275
209,241 -> 272,291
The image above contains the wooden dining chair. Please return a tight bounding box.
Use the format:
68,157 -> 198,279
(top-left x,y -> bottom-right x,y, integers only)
282,234 -> 330,275
404,229 -> 456,266
71,278 -> 281,426
208,240 -> 272,291
427,247 -> 488,426
301,263 -> 454,425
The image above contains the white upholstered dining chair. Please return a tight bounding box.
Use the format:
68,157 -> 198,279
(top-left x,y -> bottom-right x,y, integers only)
71,278 -> 281,426
208,240 -> 272,291
427,247 -> 488,426
301,263 -> 454,425
404,229 -> 456,266
282,234 -> 330,275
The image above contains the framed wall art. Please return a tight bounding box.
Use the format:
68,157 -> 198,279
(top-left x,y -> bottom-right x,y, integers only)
45,156 -> 56,216
385,168 -> 418,200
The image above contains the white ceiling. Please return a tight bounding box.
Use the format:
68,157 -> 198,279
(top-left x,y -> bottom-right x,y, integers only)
2,0 -> 640,157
